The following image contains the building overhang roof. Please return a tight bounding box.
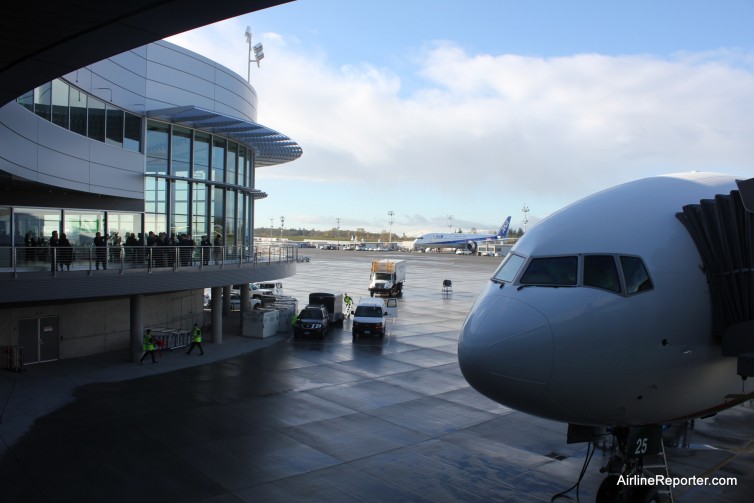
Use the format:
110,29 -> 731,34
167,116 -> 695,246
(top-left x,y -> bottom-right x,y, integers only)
147,105 -> 302,167
0,1 -> 291,106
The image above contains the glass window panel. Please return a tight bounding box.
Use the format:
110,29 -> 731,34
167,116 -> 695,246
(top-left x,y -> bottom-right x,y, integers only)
106,212 -> 142,245
15,208 -> 61,265
225,189 -> 236,248
492,253 -> 526,283
238,147 -> 247,188
621,256 -> 654,294
212,137 -> 225,182
213,186 -> 224,241
69,87 -> 87,136
172,126 -> 191,177
17,90 -> 34,112
248,150 -> 255,188
193,132 -> 210,180
51,79 -> 70,128
105,106 -> 124,146
34,82 -> 52,121
192,183 -> 208,238
146,121 -> 169,175
87,97 -> 106,142
0,207 -> 11,267
519,256 -> 578,286
123,113 -> 141,152
145,214 -> 167,237
62,211 -> 103,247
584,255 -> 621,293
145,177 -> 167,235
236,191 -> 244,246
226,142 -> 237,185
171,180 -> 189,235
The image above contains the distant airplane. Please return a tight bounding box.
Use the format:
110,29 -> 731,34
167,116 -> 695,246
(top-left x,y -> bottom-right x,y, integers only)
412,216 -> 511,252
457,172 -> 754,502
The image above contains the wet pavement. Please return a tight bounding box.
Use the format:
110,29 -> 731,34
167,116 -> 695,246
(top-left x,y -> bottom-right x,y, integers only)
1,249 -> 753,502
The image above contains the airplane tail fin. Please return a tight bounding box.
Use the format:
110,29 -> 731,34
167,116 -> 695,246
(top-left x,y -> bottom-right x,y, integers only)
497,216 -> 511,238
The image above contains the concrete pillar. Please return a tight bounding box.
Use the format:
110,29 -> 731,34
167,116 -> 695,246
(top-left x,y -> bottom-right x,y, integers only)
130,294 -> 144,362
222,285 -> 231,315
212,286 -> 223,344
240,283 -> 250,334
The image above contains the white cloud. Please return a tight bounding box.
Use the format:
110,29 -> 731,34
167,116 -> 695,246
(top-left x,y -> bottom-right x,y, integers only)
168,21 -> 754,234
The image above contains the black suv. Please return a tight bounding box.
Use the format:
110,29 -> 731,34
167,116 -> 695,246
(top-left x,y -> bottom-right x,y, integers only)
293,304 -> 330,339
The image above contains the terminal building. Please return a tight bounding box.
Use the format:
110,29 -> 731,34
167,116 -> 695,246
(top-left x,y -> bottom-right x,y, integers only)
0,1 -> 300,364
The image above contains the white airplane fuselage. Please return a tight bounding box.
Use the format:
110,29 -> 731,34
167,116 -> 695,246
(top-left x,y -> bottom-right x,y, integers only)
458,173 -> 746,427
412,232 -> 496,250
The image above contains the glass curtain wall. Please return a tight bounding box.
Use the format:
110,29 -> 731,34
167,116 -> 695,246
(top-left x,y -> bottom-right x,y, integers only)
140,120 -> 257,256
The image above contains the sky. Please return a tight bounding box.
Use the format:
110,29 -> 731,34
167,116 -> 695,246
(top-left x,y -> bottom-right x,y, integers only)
167,0 -> 754,237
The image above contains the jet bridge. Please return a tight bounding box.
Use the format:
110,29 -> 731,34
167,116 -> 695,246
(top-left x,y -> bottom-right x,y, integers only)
676,181 -> 754,376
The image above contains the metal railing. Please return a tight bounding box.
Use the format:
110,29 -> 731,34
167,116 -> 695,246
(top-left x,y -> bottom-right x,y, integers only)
0,244 -> 298,276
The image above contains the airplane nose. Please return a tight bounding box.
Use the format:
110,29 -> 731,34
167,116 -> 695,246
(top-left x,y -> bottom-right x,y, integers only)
458,291 -> 554,410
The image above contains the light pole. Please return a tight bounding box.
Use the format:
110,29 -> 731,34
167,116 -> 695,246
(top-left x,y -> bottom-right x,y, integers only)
280,215 -> 285,241
522,204 -> 529,233
336,218 -> 341,250
244,26 -> 265,83
269,218 -> 274,241
447,214 -> 454,231
387,210 -> 394,249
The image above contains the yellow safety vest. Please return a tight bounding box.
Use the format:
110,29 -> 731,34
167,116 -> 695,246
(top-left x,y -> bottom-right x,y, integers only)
192,326 -> 202,343
143,333 -> 154,351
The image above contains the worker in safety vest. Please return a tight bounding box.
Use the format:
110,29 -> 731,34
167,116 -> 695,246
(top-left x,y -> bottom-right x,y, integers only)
186,323 -> 205,355
139,329 -> 157,364
344,293 -> 353,318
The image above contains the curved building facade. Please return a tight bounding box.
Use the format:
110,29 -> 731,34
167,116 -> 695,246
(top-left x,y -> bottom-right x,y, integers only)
0,41 -> 301,362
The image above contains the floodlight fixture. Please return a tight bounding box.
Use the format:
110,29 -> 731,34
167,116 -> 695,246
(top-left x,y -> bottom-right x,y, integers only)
245,26 -> 264,82
253,43 -> 264,64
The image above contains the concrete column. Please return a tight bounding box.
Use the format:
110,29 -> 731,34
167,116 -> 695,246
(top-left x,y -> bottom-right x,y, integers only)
222,285 -> 231,315
130,294 -> 144,362
211,286 -> 223,344
240,283 -> 250,334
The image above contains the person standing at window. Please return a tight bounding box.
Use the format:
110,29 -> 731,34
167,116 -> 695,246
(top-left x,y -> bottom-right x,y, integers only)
49,230 -> 59,272
94,231 -> 107,270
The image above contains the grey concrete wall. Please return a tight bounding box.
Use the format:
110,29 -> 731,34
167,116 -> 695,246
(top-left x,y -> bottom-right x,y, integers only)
0,289 -> 205,358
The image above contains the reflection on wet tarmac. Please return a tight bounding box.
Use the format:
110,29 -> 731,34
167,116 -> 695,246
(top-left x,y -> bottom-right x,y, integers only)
0,250 -> 752,502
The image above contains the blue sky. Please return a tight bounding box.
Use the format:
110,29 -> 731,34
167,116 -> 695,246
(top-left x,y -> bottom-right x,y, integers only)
168,0 -> 754,237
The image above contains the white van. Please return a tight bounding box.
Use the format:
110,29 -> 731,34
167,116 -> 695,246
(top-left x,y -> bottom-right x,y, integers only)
352,297 -> 388,338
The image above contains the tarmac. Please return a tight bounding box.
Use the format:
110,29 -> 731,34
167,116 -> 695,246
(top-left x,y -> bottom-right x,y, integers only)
1,249 -> 753,502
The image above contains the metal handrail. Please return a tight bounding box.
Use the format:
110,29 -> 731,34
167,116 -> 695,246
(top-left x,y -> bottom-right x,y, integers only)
0,244 -> 298,276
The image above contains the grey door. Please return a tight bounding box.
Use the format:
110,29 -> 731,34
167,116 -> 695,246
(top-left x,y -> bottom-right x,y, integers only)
18,316 -> 60,364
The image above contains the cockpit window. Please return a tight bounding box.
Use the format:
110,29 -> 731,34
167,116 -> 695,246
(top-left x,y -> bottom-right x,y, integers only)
492,253 -> 526,283
620,256 -> 653,294
583,255 -> 621,293
519,256 -> 578,286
